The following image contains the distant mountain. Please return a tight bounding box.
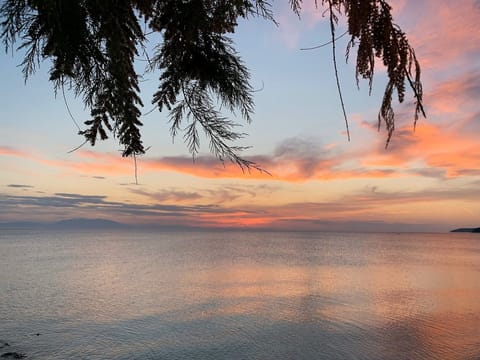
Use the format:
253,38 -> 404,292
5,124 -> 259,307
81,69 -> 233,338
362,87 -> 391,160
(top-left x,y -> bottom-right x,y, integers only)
52,218 -> 126,229
450,227 -> 480,233
0,218 -> 127,230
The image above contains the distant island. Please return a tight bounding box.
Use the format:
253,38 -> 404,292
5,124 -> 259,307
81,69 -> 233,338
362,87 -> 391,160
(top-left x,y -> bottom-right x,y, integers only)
450,227 -> 480,233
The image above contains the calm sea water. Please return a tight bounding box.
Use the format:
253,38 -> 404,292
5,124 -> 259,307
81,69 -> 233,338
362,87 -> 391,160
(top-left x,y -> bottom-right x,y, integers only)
0,229 -> 479,360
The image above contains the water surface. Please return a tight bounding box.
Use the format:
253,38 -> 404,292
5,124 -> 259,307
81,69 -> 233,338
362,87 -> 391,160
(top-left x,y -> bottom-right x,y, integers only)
1,230 -> 479,359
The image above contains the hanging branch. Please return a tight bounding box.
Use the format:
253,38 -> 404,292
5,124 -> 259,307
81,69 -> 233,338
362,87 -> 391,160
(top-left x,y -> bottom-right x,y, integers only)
1,0 -> 425,163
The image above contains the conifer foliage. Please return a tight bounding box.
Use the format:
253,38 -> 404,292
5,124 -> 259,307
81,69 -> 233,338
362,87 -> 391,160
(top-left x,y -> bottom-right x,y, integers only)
1,0 -> 424,166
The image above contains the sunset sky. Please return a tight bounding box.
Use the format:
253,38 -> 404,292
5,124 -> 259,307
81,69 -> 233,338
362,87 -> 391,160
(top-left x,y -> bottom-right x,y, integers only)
1,0 -> 479,232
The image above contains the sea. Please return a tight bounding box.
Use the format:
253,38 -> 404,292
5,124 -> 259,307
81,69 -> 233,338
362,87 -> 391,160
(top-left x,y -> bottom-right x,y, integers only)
0,229 -> 479,360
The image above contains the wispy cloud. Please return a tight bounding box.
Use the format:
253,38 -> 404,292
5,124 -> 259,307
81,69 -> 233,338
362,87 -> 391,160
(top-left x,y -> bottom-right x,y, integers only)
129,188 -> 203,203
0,192 -> 260,227
0,146 -> 30,158
400,0 -> 480,71
426,71 -> 480,117
3,178 -> 478,231
128,184 -> 279,205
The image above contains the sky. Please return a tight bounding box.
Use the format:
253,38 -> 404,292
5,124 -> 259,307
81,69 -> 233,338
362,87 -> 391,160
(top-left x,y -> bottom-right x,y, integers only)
1,0 -> 479,232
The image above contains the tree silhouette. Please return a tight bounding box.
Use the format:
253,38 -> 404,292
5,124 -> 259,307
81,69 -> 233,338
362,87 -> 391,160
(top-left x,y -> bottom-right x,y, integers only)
1,0 -> 424,169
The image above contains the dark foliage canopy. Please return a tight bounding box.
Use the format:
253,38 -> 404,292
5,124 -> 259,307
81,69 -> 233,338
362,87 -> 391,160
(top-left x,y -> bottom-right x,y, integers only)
1,0 -> 424,169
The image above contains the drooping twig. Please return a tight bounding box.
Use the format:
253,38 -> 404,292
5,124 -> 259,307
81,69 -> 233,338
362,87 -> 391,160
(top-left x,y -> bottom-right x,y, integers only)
67,140 -> 88,153
252,80 -> 265,93
327,1 -> 350,141
61,82 -> 88,153
142,105 -> 159,117
62,83 -> 81,132
300,30 -> 348,51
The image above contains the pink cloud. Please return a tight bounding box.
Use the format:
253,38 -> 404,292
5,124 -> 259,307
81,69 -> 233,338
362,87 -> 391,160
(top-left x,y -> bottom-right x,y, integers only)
394,0 -> 480,72
426,72 -> 480,116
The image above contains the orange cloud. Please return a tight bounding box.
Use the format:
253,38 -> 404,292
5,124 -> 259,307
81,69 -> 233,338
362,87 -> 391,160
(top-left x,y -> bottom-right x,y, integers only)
0,132 -> 467,183
361,119 -> 480,178
3,140 -> 400,182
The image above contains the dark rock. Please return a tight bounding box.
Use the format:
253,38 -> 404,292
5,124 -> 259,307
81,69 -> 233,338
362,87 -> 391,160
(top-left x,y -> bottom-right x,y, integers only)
1,352 -> 26,359
450,227 -> 480,233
